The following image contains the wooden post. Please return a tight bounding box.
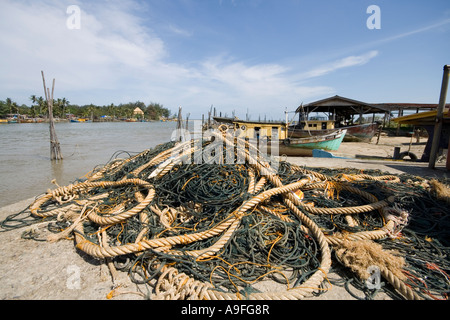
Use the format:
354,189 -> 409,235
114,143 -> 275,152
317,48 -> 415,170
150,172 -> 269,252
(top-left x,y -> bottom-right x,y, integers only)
41,71 -> 63,161
359,106 -> 363,124
429,65 -> 449,169
393,147 -> 401,160
446,139 -> 450,170
177,107 -> 182,129
176,107 -> 183,142
376,111 -> 387,145
185,113 -> 190,131
208,111 -> 211,129
396,108 -> 403,136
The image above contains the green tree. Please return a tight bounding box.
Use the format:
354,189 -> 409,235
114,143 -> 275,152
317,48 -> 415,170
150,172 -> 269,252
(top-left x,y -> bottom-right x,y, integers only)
107,103 -> 116,119
5,98 -> 12,115
146,102 -> 170,120
30,95 -> 47,117
0,100 -> 8,117
60,97 -> 69,118
29,95 -> 38,117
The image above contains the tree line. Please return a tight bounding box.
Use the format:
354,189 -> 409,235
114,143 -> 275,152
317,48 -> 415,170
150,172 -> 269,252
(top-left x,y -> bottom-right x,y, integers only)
0,96 -> 172,121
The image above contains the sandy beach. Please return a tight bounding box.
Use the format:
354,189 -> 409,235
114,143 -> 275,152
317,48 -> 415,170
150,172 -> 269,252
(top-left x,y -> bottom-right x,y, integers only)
291,135 -> 448,179
0,135 -> 448,301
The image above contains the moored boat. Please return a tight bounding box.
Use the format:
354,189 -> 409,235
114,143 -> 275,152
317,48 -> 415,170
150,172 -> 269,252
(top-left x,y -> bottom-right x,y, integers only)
274,129 -> 347,156
70,118 -> 91,123
212,116 -> 346,156
342,122 -> 380,142
288,121 -> 379,142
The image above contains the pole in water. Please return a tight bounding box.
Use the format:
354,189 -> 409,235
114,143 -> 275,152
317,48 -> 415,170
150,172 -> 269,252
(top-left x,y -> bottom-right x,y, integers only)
41,71 -> 63,161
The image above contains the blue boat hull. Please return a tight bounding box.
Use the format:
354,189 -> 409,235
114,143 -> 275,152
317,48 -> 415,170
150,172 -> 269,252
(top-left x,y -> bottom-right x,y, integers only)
288,130 -> 346,150
270,129 -> 347,156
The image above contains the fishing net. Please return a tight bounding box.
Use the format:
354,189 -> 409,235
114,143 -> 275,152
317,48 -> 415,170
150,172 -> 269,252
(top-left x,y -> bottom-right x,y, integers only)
1,131 -> 449,300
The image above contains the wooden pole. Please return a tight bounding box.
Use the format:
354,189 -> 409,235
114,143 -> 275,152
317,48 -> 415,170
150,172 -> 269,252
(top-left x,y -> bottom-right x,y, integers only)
396,108 -> 403,136
376,111 -> 387,145
185,113 -> 190,131
176,107 -> 183,142
446,139 -> 450,170
429,65 -> 449,169
42,71 -> 63,161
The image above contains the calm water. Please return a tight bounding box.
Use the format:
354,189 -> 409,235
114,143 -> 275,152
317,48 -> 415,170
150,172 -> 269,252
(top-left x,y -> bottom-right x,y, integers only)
0,121 -> 178,207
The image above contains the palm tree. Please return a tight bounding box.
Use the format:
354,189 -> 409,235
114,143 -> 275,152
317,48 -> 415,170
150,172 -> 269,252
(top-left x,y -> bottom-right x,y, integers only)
12,102 -> 19,115
30,95 -> 37,117
5,98 -> 12,115
30,95 -> 47,117
61,97 -> 69,118
54,98 -> 62,119
107,103 -> 115,120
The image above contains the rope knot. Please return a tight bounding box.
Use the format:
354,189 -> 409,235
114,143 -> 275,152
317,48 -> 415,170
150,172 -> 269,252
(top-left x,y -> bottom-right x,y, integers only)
382,204 -> 410,238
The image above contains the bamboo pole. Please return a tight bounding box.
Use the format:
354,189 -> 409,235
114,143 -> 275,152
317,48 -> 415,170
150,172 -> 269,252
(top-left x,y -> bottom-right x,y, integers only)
429,65 -> 449,169
41,71 -> 63,161
176,106 -> 183,142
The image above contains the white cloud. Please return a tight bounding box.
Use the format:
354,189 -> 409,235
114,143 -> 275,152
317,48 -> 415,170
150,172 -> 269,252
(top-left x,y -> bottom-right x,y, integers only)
186,56 -> 335,116
373,18 -> 450,46
299,51 -> 379,79
0,0 -> 377,118
167,24 -> 193,37
0,0 -> 166,93
201,58 -> 289,95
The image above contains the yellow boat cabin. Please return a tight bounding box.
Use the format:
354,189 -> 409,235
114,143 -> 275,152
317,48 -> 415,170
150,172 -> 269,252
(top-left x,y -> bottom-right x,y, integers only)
212,117 -> 288,140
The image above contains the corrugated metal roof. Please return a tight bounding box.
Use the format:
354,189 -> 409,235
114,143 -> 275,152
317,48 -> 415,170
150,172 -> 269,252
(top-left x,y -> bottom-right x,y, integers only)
297,95 -> 388,115
297,95 -> 448,116
393,108 -> 450,125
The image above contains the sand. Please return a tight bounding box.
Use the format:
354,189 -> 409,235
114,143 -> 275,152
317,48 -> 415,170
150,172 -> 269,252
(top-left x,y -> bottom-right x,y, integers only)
0,135 -> 447,301
336,135 -> 428,159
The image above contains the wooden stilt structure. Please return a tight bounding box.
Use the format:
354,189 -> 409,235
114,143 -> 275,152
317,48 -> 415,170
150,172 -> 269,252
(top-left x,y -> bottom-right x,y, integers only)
41,71 -> 63,161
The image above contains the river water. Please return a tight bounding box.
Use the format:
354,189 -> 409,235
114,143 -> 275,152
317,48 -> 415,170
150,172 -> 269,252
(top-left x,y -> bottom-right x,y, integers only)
0,121 -> 179,207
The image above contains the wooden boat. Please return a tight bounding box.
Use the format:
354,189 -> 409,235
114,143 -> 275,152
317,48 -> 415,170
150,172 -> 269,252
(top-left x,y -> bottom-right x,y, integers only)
288,126 -> 338,138
70,118 -> 91,123
342,122 -> 380,142
288,121 -> 379,142
212,116 -> 346,156
274,129 -> 347,156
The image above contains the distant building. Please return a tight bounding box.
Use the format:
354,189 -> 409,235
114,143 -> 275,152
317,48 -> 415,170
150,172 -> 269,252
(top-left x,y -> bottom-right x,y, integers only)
133,107 -> 144,116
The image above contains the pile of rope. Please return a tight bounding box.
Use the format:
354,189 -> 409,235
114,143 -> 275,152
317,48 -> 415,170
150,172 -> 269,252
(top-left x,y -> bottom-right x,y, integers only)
1,131 -> 449,300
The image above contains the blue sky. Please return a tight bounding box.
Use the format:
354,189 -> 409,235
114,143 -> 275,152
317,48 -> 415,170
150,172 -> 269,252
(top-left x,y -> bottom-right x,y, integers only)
0,0 -> 449,119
